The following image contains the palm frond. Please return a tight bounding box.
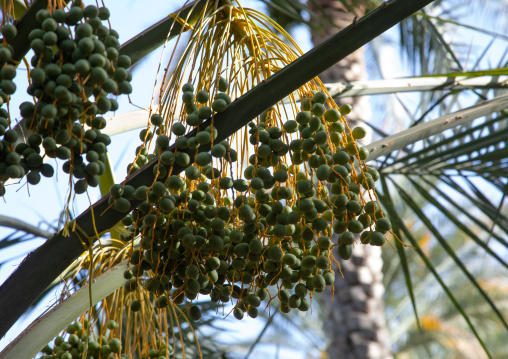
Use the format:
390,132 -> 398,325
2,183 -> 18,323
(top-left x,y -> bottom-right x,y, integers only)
378,178 -> 494,358
393,180 -> 507,330
0,260 -> 128,359
367,94 -> 508,161
371,85 -> 508,357
0,215 -> 53,239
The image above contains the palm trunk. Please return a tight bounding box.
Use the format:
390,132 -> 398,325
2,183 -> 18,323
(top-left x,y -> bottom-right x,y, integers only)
309,1 -> 392,358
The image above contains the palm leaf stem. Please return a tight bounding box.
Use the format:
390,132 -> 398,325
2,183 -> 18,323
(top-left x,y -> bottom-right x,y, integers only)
100,75 -> 508,137
0,260 -> 128,359
385,115 -> 507,169
102,76 -> 508,136
366,94 -> 508,163
377,90 -> 459,169
0,215 -> 53,239
325,74 -> 508,98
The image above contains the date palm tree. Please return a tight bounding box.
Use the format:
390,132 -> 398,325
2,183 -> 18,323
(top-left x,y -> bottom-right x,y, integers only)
1,1 -> 507,359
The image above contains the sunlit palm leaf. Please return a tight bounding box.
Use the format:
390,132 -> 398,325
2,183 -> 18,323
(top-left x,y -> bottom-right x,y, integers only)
383,223 -> 508,358
378,178 -> 494,358
372,90 -> 508,356
391,180 -> 507,330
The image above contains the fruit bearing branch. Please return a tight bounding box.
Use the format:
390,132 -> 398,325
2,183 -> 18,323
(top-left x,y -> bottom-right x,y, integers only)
0,0 -> 435,338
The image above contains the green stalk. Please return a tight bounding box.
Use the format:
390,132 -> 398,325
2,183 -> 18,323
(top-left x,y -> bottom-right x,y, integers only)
97,153 -> 116,197
325,74 -> 508,98
0,261 -> 128,359
98,152 -> 126,243
0,215 -> 52,239
0,0 -> 435,338
365,94 -> 508,162
118,1 -> 207,65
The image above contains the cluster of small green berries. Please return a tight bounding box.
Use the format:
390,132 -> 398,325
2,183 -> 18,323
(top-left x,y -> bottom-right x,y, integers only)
285,91 -> 390,254
0,1 -> 132,196
0,20 -> 20,195
115,81 -> 391,321
125,77 -> 233,175
38,320 -> 125,359
0,22 -> 17,102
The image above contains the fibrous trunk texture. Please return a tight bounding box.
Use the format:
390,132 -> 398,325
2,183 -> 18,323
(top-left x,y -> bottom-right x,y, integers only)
309,1 -> 392,358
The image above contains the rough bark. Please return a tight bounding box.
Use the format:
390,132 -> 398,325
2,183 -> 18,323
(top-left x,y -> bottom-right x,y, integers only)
309,1 -> 392,358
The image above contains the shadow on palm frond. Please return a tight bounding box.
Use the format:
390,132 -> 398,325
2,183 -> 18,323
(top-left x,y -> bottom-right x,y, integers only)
373,99 -> 508,356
